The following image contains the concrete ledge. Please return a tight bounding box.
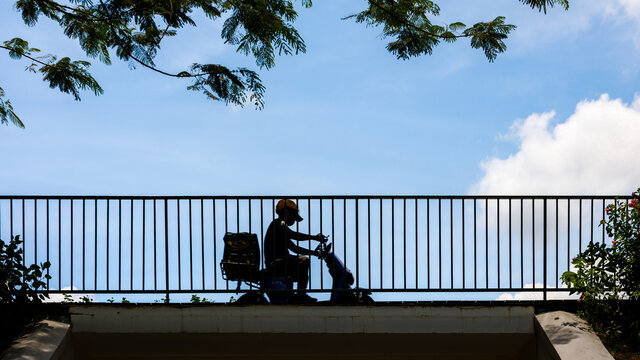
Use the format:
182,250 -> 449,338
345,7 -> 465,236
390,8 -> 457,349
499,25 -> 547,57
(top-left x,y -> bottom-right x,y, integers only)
1,320 -> 72,360
535,311 -> 613,360
70,305 -> 535,334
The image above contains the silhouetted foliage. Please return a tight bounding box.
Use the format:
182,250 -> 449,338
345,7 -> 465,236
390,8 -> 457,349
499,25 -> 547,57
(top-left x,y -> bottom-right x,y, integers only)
1,0 -> 569,127
0,235 -> 51,303
562,189 -> 640,354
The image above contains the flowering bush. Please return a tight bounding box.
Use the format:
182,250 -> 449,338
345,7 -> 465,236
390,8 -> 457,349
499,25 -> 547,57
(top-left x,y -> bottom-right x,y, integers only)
562,188 -> 640,353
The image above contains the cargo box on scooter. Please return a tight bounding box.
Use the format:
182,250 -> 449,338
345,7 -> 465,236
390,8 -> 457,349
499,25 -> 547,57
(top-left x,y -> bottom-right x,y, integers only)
220,232 -> 261,283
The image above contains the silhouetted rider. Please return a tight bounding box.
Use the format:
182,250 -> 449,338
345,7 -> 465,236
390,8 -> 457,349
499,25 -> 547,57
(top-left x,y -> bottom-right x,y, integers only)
264,199 -> 327,302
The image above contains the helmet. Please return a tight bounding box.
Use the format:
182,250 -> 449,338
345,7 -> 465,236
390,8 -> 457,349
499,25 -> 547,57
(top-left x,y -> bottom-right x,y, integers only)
275,199 -> 303,222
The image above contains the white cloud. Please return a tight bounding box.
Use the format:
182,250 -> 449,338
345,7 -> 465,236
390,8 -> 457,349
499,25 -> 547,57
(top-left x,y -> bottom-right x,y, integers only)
605,0 -> 640,20
471,94 -> 640,195
44,286 -> 94,303
496,283 -> 578,300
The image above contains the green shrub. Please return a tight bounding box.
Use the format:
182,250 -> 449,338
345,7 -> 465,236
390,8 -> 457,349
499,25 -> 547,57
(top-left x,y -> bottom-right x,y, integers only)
562,188 -> 640,353
0,235 -> 51,303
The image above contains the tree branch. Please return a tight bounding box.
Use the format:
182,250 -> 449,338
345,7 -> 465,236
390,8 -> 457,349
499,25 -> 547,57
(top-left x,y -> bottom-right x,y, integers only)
367,0 -> 471,39
0,45 -> 53,68
97,0 -> 201,78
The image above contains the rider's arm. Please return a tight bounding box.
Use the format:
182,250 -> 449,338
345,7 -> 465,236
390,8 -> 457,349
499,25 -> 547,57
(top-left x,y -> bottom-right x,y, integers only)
284,227 -> 318,241
287,240 -> 319,257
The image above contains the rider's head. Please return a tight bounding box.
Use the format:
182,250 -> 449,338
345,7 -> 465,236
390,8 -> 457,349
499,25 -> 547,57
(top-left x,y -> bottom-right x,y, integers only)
276,199 -> 303,226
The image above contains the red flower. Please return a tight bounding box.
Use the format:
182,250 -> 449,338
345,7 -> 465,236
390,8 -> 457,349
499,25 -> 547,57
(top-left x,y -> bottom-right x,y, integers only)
606,206 -> 612,214
630,199 -> 638,208
578,294 -> 584,302
612,240 -> 618,246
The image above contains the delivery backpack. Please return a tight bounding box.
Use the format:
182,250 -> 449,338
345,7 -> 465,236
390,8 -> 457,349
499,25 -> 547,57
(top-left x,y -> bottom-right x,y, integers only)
219,232 -> 292,303
220,232 -> 261,285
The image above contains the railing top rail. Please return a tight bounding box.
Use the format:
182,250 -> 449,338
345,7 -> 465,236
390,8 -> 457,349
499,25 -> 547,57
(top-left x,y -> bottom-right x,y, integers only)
0,195 -> 633,200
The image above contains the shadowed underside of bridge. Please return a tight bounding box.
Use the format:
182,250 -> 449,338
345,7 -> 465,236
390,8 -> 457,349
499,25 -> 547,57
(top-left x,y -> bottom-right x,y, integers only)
68,305 -> 537,359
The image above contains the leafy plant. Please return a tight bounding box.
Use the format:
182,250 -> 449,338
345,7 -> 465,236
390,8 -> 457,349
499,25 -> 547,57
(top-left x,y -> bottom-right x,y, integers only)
0,235 -> 51,303
190,294 -> 212,304
562,188 -> 640,353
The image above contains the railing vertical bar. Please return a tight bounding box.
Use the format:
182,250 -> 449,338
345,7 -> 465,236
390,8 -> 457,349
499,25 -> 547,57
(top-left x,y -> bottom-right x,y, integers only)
118,199 -> 121,291
82,199 -> 85,291
403,198 -> 406,289
320,199 -> 324,289
164,198 -> 169,302
47,199 -> 50,288
249,199 -> 252,234
224,199 -> 228,290
392,199 -> 395,289
520,198 -> 523,288
497,199 -> 500,289
236,199 -> 240,233
189,199 -> 194,290
33,200 -> 37,274
567,199 -> 571,286
143,200 -> 146,291
602,199 -> 605,244
118,199 -> 123,291
508,198 -> 512,289
427,199 -> 430,289
94,200 -> 98,290
213,199 -> 217,290
59,200 -> 62,291
532,199 -> 535,288
201,199 -> 205,290
71,199 -> 74,290
579,199 -> 583,252
355,199 -> 359,289
415,198 -> 418,289
485,198 -> 488,288
473,199 -> 476,289
153,200 -> 157,291
438,198 -> 442,289
332,199 -> 337,287
555,199 -> 558,288
306,198 -> 311,287
22,199 -> 25,269
543,199 -> 547,301
368,199 -> 371,289
177,200 -> 181,291
462,199 -> 465,289
590,199 -> 594,247
308,199 -> 312,287
343,199 -> 347,271
260,200 -> 265,270
10,199 -> 13,239
130,199 -> 134,290
379,199 -> 382,288
450,198 -> 453,289
589,199 -> 594,287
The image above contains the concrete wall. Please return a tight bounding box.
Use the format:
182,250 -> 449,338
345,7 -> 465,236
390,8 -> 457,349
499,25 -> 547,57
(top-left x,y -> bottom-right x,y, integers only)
68,305 -> 537,359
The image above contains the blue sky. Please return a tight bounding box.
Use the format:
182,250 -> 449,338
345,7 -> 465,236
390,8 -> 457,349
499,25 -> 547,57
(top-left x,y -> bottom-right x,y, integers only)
3,0 -> 640,302
2,0 -> 639,196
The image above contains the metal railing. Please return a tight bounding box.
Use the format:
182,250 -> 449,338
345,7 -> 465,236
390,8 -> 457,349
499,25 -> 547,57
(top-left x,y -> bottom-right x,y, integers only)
0,195 -> 629,302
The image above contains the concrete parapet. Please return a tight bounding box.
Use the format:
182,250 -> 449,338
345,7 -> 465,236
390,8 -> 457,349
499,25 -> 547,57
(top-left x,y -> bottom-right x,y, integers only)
535,311 -> 613,360
1,320 -> 73,360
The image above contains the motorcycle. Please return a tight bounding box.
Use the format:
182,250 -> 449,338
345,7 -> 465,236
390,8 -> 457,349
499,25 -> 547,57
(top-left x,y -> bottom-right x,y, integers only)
315,241 -> 374,304
222,232 -> 373,304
